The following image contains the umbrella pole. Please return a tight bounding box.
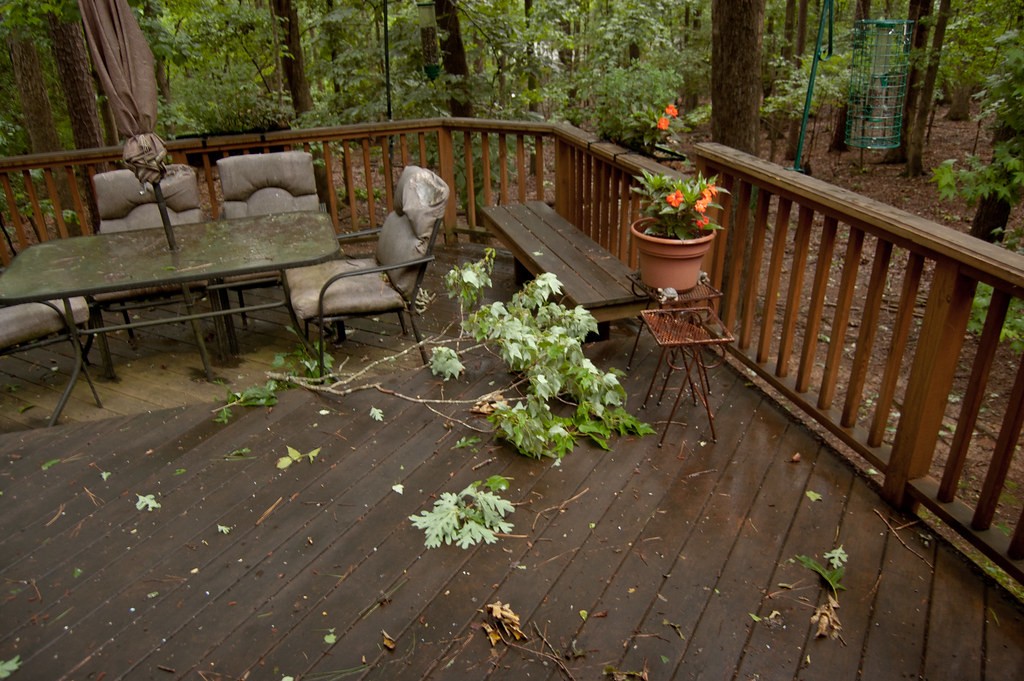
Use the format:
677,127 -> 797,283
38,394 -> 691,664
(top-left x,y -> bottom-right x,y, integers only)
151,180 -> 214,381
152,182 -> 178,250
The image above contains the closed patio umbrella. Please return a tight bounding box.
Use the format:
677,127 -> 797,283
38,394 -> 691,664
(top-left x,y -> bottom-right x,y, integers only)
78,0 -> 213,379
78,0 -> 176,249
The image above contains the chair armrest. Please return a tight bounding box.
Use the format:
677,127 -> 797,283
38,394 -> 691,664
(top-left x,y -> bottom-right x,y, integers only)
336,227 -> 383,242
317,255 -> 435,304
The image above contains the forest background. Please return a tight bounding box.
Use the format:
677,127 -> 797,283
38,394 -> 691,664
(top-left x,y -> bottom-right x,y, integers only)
0,0 -> 1021,247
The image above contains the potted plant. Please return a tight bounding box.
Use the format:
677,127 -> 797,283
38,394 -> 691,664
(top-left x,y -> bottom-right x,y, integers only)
630,169 -> 727,291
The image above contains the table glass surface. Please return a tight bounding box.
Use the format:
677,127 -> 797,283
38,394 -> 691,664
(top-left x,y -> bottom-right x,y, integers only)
0,212 -> 340,304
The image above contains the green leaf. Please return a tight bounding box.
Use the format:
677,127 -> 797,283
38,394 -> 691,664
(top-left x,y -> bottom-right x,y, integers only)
409,481 -> 515,549
323,628 -> 337,644
824,545 -> 848,569
217,524 -> 232,535
369,407 -> 384,421
805,490 -> 823,502
41,458 -> 60,470
0,655 -> 21,678
579,609 -> 588,621
101,471 -> 112,481
454,435 -> 481,450
276,456 -> 294,470
136,494 -> 161,512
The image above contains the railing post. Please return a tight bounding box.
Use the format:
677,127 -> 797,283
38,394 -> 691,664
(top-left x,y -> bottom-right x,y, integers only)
883,261 -> 976,508
553,136 -> 575,219
437,124 -> 457,240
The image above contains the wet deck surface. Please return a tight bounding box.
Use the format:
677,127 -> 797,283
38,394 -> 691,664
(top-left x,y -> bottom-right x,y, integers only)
2,328 -> 1023,680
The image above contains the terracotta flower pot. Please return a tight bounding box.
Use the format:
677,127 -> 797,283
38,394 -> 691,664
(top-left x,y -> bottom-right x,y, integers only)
630,219 -> 717,292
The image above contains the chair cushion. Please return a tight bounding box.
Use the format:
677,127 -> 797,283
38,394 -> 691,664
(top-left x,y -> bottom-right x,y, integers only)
285,259 -> 406,321
217,151 -> 320,219
94,165 -> 203,233
0,297 -> 90,349
376,166 -> 450,296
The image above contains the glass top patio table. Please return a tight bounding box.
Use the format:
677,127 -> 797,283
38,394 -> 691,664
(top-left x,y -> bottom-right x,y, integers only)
0,211 -> 341,304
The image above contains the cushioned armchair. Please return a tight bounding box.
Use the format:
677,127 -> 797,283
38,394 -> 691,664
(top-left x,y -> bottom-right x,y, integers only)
213,151 -> 321,326
284,165 -> 449,374
1,298 -> 102,426
94,165 -> 203,232
217,151 -> 320,219
90,164 -> 206,376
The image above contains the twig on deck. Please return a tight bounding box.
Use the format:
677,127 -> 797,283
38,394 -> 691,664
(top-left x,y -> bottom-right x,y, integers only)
83,486 -> 103,507
255,496 -> 283,526
490,625 -> 573,681
531,488 -> 589,531
45,503 -> 65,527
874,508 -> 933,568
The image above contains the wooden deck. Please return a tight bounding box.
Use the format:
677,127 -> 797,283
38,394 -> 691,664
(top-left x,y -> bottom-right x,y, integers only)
2,307 -> 1023,679
0,243 -> 513,433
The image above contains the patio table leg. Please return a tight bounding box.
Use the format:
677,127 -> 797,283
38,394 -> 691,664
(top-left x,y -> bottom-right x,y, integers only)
179,285 -> 214,381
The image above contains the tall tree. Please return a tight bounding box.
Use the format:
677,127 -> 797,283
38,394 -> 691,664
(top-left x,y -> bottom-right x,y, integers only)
7,32 -> 62,155
271,0 -> 313,115
829,0 -> 871,152
906,0 -> 952,177
711,0 -> 765,154
783,0 -> 809,161
47,12 -> 104,153
436,0 -> 473,117
885,0 -> 932,164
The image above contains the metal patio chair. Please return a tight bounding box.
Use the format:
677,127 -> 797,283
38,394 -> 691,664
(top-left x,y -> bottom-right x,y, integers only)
1,298 -> 102,426
283,165 -> 449,374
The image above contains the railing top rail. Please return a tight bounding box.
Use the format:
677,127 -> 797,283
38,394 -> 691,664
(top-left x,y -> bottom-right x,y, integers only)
694,142 -> 1024,293
0,118 -> 557,172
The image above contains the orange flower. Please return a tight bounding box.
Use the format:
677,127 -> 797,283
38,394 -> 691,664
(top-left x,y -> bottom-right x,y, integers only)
657,116 -> 671,131
665,190 -> 684,208
665,104 -> 678,117
701,187 -> 716,202
694,198 -> 709,214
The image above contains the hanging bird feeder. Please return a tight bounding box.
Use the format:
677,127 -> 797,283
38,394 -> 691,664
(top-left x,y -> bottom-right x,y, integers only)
792,2 -> 913,172
417,1 -> 441,80
845,19 -> 914,149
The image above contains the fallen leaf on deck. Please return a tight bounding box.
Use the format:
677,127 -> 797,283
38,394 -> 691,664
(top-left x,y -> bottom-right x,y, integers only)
603,660 -> 649,680
381,630 -> 396,650
482,600 -> 527,644
810,595 -> 842,640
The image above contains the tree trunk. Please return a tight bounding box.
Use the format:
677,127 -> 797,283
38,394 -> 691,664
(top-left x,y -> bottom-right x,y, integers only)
946,84 -> 973,121
830,0 -> 871,152
885,0 -> 932,164
271,0 -> 314,115
48,15 -> 104,153
970,124 -> 1015,242
784,0 -> 810,161
48,13 -> 106,235
436,0 -> 473,118
907,0 -> 952,177
8,34 -> 63,154
711,0 -> 765,155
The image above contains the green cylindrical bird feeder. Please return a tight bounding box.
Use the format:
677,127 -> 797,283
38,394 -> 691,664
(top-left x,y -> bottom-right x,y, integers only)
845,19 -> 914,149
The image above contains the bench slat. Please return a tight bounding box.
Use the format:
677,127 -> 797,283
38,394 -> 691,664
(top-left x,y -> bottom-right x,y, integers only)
481,202 -> 648,322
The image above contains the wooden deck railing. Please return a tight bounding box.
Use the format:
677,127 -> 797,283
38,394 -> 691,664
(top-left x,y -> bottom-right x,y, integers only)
2,121 -> 1021,584
695,142 -> 1024,584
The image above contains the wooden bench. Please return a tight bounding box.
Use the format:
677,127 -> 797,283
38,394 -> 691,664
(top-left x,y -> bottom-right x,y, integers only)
480,201 -> 649,327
